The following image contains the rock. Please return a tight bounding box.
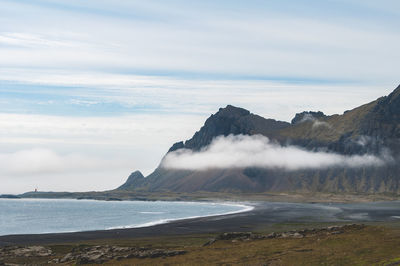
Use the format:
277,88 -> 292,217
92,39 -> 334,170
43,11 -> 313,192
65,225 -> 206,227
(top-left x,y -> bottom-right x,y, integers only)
59,252 -> 74,263
216,232 -> 252,240
327,226 -> 340,231
203,238 -> 216,247
8,246 -> 52,257
291,111 -> 326,125
292,232 -> 304,238
116,255 -> 127,261
76,253 -> 105,264
168,141 -> 185,152
112,247 -> 131,252
330,231 -> 343,235
281,233 -> 290,238
48,258 -> 60,264
56,245 -> 187,264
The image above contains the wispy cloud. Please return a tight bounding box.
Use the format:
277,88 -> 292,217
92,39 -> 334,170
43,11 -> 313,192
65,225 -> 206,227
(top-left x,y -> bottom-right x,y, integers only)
0,1 -> 399,81
0,148 -> 138,193
0,69 -> 391,121
0,32 -> 81,48
161,135 -> 391,171
0,148 -> 127,176
0,112 -> 203,145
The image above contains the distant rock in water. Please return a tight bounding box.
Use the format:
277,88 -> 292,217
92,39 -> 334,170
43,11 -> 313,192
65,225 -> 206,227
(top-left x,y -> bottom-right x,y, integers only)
117,85 -> 400,194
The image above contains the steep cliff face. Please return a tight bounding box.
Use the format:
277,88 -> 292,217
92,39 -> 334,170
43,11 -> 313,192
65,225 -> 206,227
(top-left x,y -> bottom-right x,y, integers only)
169,105 -> 290,152
121,165 -> 400,194
361,85 -> 400,142
118,85 -> 400,194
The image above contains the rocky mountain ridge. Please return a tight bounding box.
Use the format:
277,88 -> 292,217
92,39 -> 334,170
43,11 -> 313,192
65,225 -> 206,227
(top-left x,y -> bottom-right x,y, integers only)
118,85 -> 400,194
169,105 -> 290,152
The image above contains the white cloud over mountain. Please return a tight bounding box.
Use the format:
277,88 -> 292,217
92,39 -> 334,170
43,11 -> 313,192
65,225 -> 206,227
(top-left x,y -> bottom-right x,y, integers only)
162,135 -> 391,171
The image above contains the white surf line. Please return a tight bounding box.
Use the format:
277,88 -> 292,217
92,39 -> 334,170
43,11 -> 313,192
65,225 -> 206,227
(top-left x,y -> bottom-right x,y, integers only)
106,201 -> 255,230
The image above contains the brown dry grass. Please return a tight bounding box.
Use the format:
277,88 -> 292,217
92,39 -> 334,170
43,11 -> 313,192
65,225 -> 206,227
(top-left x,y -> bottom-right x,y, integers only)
279,100 -> 377,142
3,224 -> 400,265
104,225 -> 400,265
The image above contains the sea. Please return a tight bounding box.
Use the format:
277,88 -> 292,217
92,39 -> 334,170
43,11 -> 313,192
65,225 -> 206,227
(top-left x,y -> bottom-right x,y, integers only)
0,199 -> 252,236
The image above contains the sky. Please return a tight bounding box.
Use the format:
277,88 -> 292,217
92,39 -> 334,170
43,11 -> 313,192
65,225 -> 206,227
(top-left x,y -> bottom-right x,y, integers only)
0,0 -> 399,194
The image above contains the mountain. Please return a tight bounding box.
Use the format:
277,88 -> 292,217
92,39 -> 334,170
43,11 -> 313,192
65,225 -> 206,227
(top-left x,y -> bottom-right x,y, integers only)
168,105 -> 290,152
117,171 -> 144,190
118,85 -> 400,194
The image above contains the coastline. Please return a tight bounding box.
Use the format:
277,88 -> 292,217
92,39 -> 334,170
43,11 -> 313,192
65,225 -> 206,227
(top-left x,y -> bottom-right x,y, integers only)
14,190 -> 400,204
3,200 -> 400,247
106,201 -> 255,230
0,199 -> 255,239
0,202 -> 261,247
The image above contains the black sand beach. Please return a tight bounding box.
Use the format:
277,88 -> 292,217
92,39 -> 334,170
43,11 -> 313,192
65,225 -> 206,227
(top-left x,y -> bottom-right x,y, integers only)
2,201 -> 400,247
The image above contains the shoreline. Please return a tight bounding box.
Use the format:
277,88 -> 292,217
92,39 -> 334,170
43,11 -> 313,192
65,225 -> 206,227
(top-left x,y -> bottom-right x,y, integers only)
0,199 -> 258,245
106,201 -> 255,230
0,202 -> 262,247
0,201 -> 400,246
3,200 -> 400,247
12,190 -> 400,204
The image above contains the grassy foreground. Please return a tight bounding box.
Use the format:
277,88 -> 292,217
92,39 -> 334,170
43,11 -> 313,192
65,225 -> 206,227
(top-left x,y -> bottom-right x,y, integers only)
2,223 -> 400,265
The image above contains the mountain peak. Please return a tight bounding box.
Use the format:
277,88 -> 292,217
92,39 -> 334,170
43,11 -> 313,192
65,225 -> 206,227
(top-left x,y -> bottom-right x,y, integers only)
384,84 -> 400,106
167,105 -> 289,152
368,84 -> 400,126
391,84 -> 400,96
217,105 -> 251,118
117,170 -> 144,190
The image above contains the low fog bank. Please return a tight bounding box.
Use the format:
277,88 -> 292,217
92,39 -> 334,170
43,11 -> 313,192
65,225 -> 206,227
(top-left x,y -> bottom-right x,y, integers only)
0,148 -> 134,194
161,135 -> 392,171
